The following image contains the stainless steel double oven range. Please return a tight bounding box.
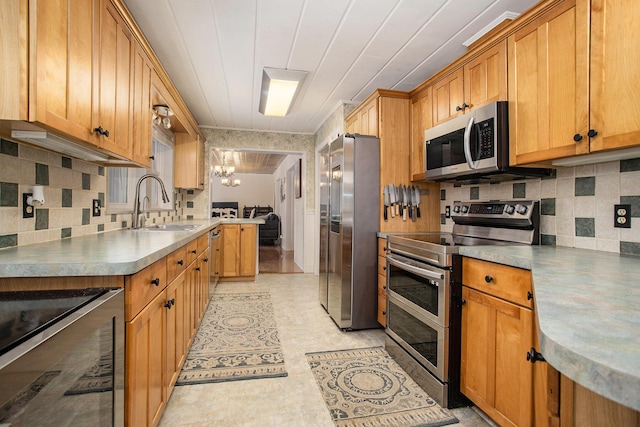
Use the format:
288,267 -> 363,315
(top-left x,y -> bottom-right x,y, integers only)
384,199 -> 540,408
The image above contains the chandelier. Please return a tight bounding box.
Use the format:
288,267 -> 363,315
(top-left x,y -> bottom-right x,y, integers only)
214,152 -> 236,178
221,177 -> 241,187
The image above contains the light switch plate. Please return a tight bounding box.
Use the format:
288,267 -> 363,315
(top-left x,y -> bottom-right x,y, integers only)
92,199 -> 101,217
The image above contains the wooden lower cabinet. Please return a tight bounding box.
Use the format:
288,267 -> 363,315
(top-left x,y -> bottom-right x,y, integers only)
377,237 -> 388,326
220,223 -> 257,281
461,286 -> 534,427
125,233 -> 210,427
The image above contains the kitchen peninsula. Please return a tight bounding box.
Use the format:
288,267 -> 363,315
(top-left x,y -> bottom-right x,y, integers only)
459,245 -> 640,424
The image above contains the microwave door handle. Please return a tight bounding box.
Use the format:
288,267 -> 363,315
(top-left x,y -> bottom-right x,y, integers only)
463,116 -> 478,170
386,255 -> 444,281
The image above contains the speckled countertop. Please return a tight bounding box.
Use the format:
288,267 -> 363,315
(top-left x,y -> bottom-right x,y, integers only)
0,218 -> 264,278
459,245 -> 640,412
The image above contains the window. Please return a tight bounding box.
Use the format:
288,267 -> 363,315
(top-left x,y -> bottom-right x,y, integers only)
106,126 -> 174,214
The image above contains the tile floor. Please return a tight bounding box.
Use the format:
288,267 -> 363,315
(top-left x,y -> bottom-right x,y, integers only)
159,273 -> 494,427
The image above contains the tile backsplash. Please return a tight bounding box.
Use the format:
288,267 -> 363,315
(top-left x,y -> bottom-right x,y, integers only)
439,159 -> 640,256
0,139 -> 187,249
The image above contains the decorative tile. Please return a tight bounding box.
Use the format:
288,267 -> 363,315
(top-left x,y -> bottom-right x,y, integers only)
0,182 -> 19,207
98,192 -> 105,206
111,214 -> 117,222
35,163 -> 49,185
620,158 -> 640,172
575,176 -> 595,196
62,189 -> 73,207
97,224 -> 104,232
470,187 -> 479,200
187,190 -> 194,195
575,217 -> 595,237
540,198 -> 556,216
121,221 -> 128,228
98,166 -> 105,176
620,196 -> 640,218
620,241 -> 640,256
61,156 -> 72,169
61,227 -> 72,239
513,182 -> 526,199
0,234 -> 18,248
0,139 -> 18,157
187,201 -> 194,208
541,234 -> 556,246
187,215 -> 194,220
440,213 -> 446,225
82,208 -> 90,225
440,189 -> 446,201
35,208 -> 49,230
82,173 -> 91,190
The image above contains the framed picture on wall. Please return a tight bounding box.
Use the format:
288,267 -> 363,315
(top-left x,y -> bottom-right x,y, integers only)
279,178 -> 285,202
294,158 -> 302,199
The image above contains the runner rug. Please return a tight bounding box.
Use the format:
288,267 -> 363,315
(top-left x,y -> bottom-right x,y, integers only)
306,347 -> 458,427
176,292 -> 287,385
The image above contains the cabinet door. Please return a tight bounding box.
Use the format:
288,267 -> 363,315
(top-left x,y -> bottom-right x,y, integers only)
410,86 -> 432,180
165,270 -> 187,393
589,0 -> 640,153
32,0 -> 100,145
174,133 -> 205,190
461,286 -> 534,427
360,101 -> 379,137
239,224 -> 257,277
432,68 -> 464,126
97,0 -> 134,158
221,224 -> 240,277
508,0 -> 589,165
126,290 -> 167,427
464,41 -> 507,110
131,41 -> 153,167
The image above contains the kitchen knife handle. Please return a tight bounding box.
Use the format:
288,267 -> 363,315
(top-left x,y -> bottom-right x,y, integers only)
416,206 -> 421,218
402,204 -> 407,221
384,206 -> 388,222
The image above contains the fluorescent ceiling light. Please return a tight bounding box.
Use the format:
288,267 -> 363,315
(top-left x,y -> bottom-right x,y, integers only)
11,130 -> 110,162
259,67 -> 308,117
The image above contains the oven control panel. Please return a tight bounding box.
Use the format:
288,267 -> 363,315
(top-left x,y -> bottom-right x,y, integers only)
451,200 -> 536,220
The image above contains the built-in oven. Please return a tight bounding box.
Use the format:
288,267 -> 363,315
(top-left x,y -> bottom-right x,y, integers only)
0,288 -> 124,427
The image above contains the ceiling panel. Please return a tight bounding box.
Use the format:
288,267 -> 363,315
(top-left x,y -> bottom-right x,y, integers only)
123,0 -> 539,134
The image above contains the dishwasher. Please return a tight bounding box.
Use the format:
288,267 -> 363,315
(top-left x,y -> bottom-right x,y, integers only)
209,226 -> 222,290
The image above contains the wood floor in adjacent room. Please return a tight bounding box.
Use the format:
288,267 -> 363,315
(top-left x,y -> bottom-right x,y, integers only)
259,245 -> 303,274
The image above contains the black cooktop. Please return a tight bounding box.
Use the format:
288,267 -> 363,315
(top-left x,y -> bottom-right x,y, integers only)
0,288 -> 108,355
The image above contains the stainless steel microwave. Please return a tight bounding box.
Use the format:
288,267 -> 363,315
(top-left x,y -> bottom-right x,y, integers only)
424,101 -> 551,183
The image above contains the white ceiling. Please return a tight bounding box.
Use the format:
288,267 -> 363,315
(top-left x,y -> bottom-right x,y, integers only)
123,0 -> 538,135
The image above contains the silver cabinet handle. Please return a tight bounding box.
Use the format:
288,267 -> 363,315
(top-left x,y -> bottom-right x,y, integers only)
463,116 -> 478,170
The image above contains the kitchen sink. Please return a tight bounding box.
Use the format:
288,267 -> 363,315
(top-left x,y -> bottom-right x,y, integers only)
139,224 -> 203,231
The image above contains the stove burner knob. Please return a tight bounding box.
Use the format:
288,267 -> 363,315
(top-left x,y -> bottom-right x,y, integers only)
453,205 -> 461,213
461,205 -> 469,214
505,204 -> 515,215
516,204 -> 528,215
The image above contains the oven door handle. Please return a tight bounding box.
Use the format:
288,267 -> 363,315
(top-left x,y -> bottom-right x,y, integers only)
386,255 -> 444,281
463,116 -> 479,170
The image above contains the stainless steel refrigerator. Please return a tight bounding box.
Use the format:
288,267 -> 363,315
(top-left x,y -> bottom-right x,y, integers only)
318,134 -> 380,330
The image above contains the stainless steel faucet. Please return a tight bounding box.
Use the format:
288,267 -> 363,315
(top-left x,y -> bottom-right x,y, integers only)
132,174 -> 170,229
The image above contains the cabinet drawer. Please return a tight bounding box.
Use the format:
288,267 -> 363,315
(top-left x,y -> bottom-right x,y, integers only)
462,257 -> 533,308
186,239 -> 199,265
167,245 -> 187,283
125,257 -> 167,321
197,233 -> 209,255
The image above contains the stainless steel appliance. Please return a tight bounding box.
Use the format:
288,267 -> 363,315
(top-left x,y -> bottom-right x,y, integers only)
424,102 -> 551,184
384,200 -> 539,408
318,134 -> 380,330
0,288 -> 124,426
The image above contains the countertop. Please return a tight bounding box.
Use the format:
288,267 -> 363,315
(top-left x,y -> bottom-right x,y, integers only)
0,218 -> 264,278
458,245 -> 640,412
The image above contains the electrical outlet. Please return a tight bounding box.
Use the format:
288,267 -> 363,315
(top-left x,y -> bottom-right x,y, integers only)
614,204 -> 631,228
445,206 -> 451,218
92,199 -> 101,217
23,193 -> 34,218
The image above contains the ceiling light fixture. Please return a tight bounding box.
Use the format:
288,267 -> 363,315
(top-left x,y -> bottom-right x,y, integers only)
214,152 -> 236,178
220,178 -> 241,187
152,104 -> 174,129
259,67 -> 308,117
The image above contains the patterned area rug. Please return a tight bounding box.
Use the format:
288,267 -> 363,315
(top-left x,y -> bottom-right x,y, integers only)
306,347 -> 458,427
176,292 -> 287,385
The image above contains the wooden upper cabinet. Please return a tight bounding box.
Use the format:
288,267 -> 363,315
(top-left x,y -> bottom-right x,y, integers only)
96,0 -> 134,159
589,0 -> 640,153
31,0 -> 100,146
346,97 -> 378,137
131,41 -> 153,167
410,86 -> 432,181
174,133 -> 205,190
432,68 -> 464,126
508,0 -> 588,165
464,41 -> 508,111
